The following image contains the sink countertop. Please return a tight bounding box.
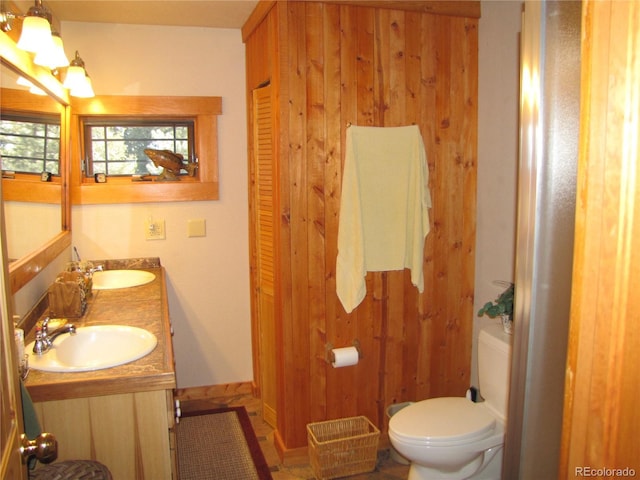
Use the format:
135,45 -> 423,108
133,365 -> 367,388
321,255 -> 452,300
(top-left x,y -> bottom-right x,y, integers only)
25,260 -> 176,402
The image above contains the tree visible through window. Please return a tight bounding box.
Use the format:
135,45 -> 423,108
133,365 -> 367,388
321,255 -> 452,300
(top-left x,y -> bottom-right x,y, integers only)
0,113 -> 60,175
84,119 -> 195,177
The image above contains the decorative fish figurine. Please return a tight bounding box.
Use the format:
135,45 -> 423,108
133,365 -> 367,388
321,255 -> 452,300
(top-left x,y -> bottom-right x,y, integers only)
144,148 -> 197,181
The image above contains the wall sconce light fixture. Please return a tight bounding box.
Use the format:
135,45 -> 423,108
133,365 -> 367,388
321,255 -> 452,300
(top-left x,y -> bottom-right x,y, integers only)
1,1 -> 94,98
63,51 -> 94,97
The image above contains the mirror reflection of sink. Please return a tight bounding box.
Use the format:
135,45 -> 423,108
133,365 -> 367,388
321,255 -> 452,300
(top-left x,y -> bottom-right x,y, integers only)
26,325 -> 157,373
92,270 -> 156,290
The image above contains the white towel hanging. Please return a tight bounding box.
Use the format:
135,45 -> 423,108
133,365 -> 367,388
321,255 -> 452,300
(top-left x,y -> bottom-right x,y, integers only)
336,125 -> 432,313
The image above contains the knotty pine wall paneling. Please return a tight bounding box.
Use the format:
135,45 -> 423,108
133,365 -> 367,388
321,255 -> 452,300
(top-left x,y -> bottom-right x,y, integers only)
244,0 -> 479,454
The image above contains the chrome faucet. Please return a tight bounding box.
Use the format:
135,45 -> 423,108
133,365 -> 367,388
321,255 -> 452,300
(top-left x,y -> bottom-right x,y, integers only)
89,264 -> 104,273
32,317 -> 77,355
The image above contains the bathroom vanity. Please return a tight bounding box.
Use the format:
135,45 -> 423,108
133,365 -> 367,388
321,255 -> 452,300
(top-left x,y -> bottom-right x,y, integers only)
24,258 -> 177,480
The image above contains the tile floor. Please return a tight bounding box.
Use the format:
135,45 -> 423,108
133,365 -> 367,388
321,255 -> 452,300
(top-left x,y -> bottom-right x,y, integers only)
180,394 -> 410,480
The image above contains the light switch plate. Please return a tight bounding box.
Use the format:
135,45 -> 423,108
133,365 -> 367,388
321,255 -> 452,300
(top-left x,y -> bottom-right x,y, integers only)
187,218 -> 206,238
146,219 -> 165,240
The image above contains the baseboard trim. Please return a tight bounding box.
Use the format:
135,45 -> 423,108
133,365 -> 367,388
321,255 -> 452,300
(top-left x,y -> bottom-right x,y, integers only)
274,429 -> 309,466
175,381 -> 253,401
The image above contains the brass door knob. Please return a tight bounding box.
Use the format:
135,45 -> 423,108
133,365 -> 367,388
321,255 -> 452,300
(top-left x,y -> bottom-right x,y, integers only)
20,433 -> 58,464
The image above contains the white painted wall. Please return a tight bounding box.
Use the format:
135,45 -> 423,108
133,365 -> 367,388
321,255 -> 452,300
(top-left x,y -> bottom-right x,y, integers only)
62,22 -> 251,388
473,1 -> 522,386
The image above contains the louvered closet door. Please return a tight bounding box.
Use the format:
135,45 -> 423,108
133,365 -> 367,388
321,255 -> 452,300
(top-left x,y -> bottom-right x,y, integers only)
253,85 -> 277,428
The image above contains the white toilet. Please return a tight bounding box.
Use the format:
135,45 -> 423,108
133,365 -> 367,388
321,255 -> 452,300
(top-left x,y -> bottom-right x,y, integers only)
389,324 -> 512,479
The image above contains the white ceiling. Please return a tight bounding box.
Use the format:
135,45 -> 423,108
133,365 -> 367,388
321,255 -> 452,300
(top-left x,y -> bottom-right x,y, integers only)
21,1 -> 259,29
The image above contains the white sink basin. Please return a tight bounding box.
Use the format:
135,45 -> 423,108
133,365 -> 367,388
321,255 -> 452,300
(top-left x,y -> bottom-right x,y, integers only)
26,325 -> 157,373
92,270 -> 156,290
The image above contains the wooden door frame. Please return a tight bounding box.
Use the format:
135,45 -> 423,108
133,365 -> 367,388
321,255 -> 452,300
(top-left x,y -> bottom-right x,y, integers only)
0,180 -> 28,479
559,0 -> 640,475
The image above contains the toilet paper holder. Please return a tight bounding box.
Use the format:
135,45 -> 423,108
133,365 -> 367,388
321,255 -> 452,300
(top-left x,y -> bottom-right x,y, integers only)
325,340 -> 362,364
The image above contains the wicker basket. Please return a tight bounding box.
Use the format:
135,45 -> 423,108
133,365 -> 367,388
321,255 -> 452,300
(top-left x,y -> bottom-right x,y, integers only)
307,416 -> 380,480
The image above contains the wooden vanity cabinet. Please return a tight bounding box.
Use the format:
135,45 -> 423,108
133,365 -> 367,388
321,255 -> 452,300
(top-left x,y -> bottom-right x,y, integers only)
33,390 -> 177,480
25,263 -> 178,479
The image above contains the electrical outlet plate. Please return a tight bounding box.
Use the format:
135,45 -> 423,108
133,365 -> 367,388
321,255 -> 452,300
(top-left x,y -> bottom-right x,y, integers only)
146,219 -> 165,240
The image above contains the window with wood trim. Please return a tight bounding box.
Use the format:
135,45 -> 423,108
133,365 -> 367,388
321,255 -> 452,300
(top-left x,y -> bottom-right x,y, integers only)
70,95 -> 221,204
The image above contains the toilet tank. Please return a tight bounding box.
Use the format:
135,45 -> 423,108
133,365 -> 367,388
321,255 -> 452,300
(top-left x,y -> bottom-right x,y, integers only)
478,324 -> 513,421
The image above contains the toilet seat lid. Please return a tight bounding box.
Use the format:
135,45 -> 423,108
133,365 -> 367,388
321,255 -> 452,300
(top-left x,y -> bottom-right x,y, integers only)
390,397 -> 496,445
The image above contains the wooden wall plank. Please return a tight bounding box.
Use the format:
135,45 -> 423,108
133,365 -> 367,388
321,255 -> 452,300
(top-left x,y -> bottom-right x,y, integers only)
381,7 -> 409,420
305,1 -> 328,424
272,0 -> 293,447
403,10 -> 424,404
460,15 -> 478,393
444,16 -> 464,393
244,0 -> 478,452
322,2 -> 342,426
415,12 -> 438,401
284,0 -> 311,448
354,6 -> 382,427
327,3 -> 360,424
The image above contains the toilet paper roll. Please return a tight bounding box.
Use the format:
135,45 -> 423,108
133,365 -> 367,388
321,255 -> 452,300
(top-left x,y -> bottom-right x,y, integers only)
331,346 -> 359,368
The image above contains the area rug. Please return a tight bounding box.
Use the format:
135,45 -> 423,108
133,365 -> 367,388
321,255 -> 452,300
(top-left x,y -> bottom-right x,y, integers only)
176,406 -> 272,480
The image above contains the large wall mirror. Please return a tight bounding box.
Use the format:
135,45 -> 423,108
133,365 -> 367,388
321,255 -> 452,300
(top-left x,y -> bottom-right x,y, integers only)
1,31 -> 70,294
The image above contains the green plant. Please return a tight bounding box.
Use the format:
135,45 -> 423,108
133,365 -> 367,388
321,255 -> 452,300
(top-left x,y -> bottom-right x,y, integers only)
477,283 -> 514,321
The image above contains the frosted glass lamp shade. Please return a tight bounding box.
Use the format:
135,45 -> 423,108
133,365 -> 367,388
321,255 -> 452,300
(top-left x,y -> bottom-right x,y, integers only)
63,65 -> 86,90
34,34 -> 69,69
71,75 -> 95,98
17,16 -> 53,53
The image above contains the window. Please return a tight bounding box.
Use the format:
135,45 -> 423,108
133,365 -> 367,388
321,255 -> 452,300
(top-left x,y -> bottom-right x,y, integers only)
83,119 -> 195,177
71,95 -> 221,204
0,113 -> 60,175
